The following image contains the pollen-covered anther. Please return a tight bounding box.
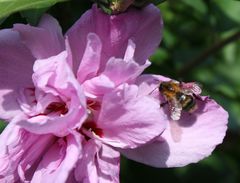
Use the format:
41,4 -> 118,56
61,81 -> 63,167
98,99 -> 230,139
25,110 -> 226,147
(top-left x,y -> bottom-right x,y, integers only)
82,121 -> 103,138
87,99 -> 101,111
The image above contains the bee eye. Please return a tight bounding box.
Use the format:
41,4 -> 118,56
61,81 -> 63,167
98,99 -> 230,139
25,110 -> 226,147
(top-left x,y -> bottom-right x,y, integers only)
159,84 -> 164,91
167,86 -> 174,91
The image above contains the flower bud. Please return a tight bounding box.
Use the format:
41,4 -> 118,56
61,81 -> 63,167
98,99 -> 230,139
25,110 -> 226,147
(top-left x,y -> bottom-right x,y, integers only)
92,0 -> 163,14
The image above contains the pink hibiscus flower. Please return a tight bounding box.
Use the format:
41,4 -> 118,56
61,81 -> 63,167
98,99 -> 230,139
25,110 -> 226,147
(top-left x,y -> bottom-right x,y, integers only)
121,75 -> 228,167
0,4 -> 166,182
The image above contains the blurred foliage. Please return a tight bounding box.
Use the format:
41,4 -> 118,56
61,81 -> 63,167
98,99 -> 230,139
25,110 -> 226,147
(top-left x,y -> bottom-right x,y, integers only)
0,0 -> 67,20
0,0 -> 240,182
0,120 -> 6,133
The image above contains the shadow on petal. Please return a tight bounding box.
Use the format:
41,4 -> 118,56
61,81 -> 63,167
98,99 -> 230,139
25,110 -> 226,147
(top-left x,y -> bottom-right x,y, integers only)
178,97 -> 207,127
120,138 -> 170,168
2,91 -> 20,112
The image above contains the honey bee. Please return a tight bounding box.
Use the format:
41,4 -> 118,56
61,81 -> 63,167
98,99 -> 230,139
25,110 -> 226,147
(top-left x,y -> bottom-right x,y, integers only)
159,80 -> 201,121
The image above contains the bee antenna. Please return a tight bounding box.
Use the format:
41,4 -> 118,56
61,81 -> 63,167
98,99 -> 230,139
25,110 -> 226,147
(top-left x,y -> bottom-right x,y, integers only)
149,85 -> 159,95
152,78 -> 161,83
144,78 -> 161,95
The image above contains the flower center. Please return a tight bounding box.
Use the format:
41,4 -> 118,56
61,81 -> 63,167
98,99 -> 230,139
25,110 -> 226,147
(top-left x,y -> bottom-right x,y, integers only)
79,99 -> 103,140
82,121 -> 103,138
44,102 -> 68,115
87,100 -> 101,111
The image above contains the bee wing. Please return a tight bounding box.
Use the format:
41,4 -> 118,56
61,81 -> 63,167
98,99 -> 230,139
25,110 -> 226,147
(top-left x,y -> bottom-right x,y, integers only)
170,120 -> 182,142
171,79 -> 180,84
181,82 -> 202,95
169,98 -> 182,121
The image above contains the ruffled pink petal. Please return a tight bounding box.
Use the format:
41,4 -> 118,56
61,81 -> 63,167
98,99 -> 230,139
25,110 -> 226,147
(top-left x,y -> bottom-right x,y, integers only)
82,40 -> 150,99
75,139 -> 120,183
18,51 -> 87,136
96,84 -> 167,149
102,57 -> 148,86
77,33 -> 102,83
14,14 -> 65,59
83,75 -> 115,99
66,4 -> 162,72
96,143 -> 120,183
0,29 -> 34,121
0,124 -> 24,182
83,56 -> 142,98
17,134 -> 55,182
121,75 -> 228,167
0,123 -> 53,182
74,140 -> 100,183
65,36 -> 74,69
31,132 -> 81,183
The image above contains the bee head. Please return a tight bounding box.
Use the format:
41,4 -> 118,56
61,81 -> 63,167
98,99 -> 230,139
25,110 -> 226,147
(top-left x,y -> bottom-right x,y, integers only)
159,82 -> 175,92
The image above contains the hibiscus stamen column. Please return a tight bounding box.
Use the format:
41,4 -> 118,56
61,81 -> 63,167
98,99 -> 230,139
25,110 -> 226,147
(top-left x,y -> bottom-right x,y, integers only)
80,100 -> 103,139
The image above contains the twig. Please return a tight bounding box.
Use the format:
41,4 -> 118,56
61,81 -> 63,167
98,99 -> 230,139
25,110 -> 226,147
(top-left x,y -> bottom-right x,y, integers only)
178,30 -> 240,76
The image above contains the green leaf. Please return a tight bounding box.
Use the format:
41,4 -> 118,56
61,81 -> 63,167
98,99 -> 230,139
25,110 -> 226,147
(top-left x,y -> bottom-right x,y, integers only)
0,0 -> 68,19
182,0 -> 207,14
214,0 -> 240,24
99,3 -> 112,15
0,120 -> 6,133
0,17 -> 6,24
20,8 -> 48,25
152,0 -> 166,5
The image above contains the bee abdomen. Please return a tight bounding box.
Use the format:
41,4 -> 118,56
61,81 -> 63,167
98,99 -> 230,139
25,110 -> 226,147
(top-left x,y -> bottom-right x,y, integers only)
176,92 -> 196,112
182,96 -> 196,112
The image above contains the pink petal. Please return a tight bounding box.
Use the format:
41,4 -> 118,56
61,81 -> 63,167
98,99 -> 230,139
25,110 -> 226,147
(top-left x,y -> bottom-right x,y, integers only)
18,51 -> 87,136
134,74 -> 169,100
17,134 -> 55,182
66,4 -> 162,72
82,41 -> 150,98
74,140 -> 100,183
31,133 -> 81,183
0,123 -> 53,182
14,14 -> 65,59
77,33 -> 102,83
65,36 -> 74,69
96,84 -> 167,148
75,139 -> 120,183
83,75 -> 115,99
96,144 -> 120,183
0,124 -> 24,181
102,56 -> 148,86
122,75 -> 228,167
0,29 -> 34,121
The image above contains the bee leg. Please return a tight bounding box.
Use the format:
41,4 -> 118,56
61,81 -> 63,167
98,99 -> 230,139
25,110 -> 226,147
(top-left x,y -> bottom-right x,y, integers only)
193,93 -> 201,100
160,102 -> 168,107
178,80 -> 183,85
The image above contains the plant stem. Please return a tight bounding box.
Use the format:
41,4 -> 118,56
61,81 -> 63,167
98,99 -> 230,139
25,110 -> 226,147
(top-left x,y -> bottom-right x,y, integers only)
178,30 -> 240,77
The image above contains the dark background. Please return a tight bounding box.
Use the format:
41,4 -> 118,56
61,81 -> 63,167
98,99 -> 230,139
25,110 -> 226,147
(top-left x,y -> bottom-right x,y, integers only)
1,0 -> 240,182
